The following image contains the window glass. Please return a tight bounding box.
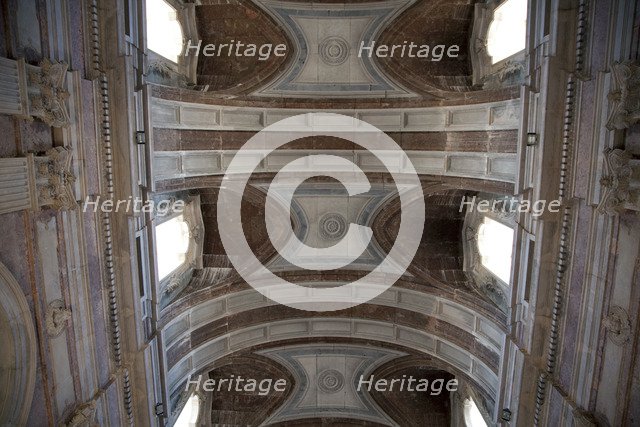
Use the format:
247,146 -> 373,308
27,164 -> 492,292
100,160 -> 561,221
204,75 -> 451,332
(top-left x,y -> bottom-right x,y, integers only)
464,398 -> 488,427
174,393 -> 199,427
146,0 -> 183,62
477,217 -> 514,283
487,0 -> 527,64
155,215 -> 190,280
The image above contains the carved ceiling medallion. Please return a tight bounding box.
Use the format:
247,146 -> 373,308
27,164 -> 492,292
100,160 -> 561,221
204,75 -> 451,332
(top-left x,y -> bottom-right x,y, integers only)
319,37 -> 350,66
319,213 -> 348,240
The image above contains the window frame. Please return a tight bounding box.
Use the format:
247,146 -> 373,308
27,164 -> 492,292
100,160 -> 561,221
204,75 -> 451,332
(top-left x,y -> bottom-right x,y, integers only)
470,0 -> 527,88
462,195 -> 517,312
153,195 -> 204,300
144,0 -> 199,85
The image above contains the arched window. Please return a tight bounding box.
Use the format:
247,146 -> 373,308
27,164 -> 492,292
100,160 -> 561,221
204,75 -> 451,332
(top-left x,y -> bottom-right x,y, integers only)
155,214 -> 190,281
486,0 -> 527,64
463,397 -> 488,427
174,393 -> 200,427
146,0 -> 184,63
153,196 -> 204,303
477,217 -> 514,284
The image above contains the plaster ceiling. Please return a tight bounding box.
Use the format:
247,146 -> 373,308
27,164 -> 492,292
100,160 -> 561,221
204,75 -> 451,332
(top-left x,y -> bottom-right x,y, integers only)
258,344 -> 406,425
251,0 -> 416,98
194,0 -> 478,99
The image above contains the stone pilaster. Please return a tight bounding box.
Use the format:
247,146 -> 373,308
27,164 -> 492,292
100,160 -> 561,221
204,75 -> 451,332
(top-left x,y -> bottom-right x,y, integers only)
0,57 -> 70,128
0,57 -> 29,117
0,156 -> 38,214
0,147 -> 76,215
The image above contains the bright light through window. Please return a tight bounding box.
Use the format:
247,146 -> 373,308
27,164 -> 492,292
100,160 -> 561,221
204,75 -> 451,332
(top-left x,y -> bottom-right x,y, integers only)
487,0 -> 527,64
146,0 -> 184,62
464,398 -> 488,427
155,215 -> 190,280
174,393 -> 200,427
477,217 -> 514,283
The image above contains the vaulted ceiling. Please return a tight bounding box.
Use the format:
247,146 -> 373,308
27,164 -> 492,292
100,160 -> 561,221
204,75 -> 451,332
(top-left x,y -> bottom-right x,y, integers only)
194,0 -> 479,99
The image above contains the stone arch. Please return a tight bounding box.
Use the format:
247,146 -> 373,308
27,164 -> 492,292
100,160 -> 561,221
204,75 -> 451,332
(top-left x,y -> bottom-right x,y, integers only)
0,261 -> 37,425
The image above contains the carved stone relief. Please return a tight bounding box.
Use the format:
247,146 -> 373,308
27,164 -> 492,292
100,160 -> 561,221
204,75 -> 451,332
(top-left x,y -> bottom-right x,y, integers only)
45,299 -> 72,337
32,147 -> 77,210
0,57 -> 71,127
27,59 -> 70,128
597,148 -> 640,215
602,305 -> 632,346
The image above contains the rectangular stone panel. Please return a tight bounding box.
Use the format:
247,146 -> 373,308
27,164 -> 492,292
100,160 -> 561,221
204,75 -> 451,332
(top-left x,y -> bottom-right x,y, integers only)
436,341 -> 472,370
397,327 -> 436,352
191,300 -> 225,327
180,106 -> 220,127
447,155 -> 487,175
270,321 -> 309,337
439,302 -> 476,330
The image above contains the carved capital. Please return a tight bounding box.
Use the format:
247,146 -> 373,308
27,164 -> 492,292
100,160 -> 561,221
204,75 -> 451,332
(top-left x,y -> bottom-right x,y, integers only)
597,148 -> 638,215
33,147 -> 77,210
27,59 -> 70,128
606,61 -> 640,130
45,299 -> 71,337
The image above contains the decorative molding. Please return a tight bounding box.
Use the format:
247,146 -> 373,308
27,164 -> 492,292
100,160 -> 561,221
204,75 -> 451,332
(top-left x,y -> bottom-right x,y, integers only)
574,0 -> 590,78
45,299 -> 72,337
88,0 -> 135,422
151,97 -> 521,132
606,61 -> 640,130
533,207 -> 573,426
154,149 -> 518,184
597,148 -> 640,215
602,305 -> 632,345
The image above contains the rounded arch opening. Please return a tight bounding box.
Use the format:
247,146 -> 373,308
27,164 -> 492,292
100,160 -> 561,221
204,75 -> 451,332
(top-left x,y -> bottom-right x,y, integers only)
0,262 -> 37,425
